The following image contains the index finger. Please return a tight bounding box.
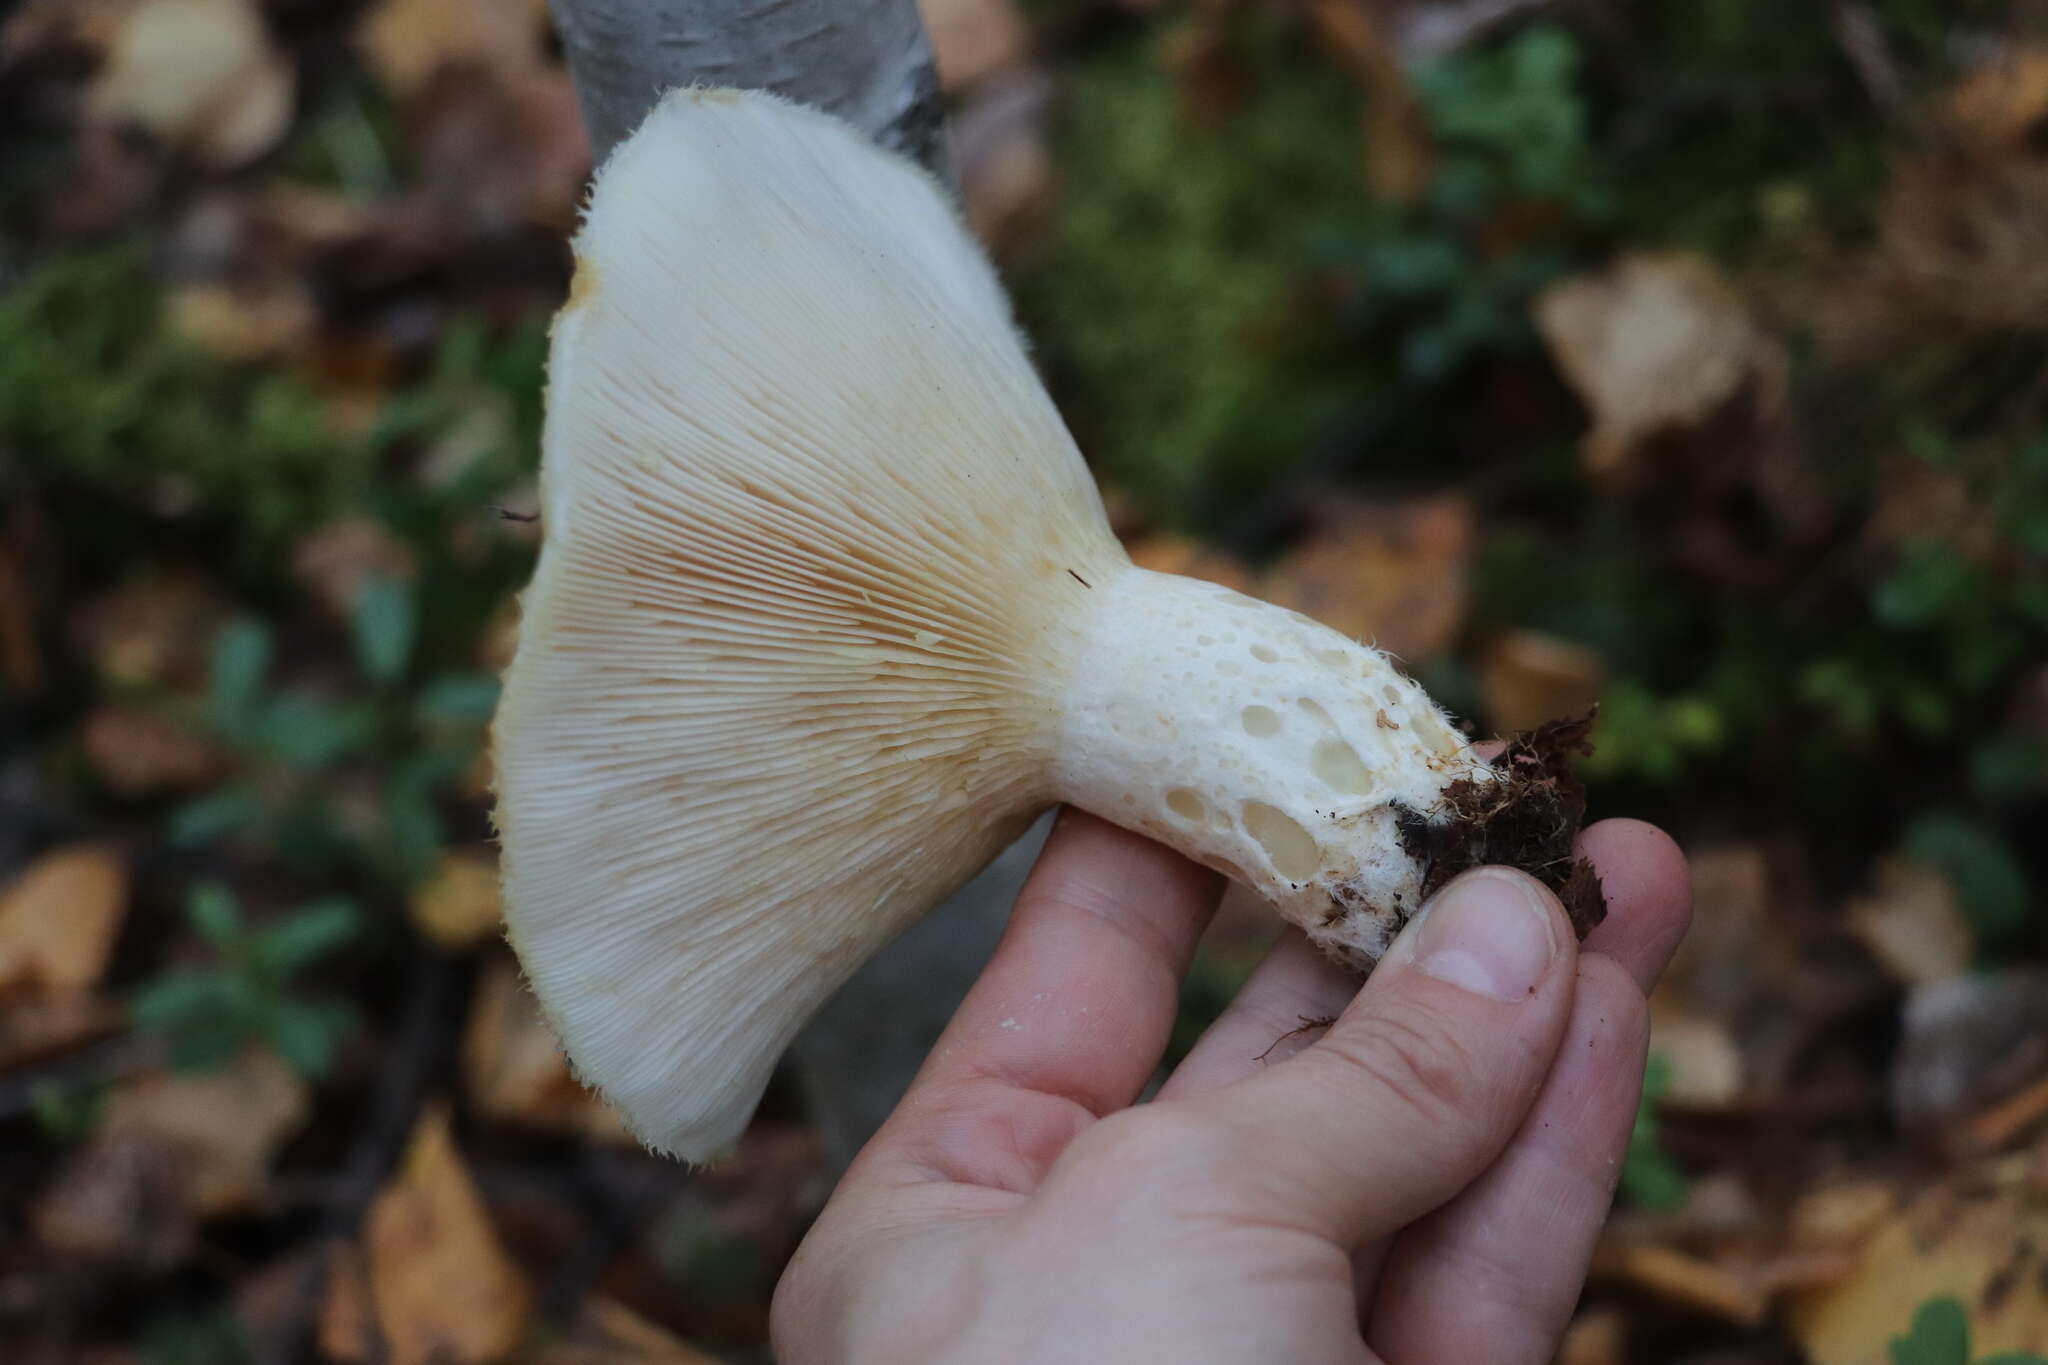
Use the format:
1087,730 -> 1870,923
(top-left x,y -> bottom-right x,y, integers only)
858,808 -> 1222,1192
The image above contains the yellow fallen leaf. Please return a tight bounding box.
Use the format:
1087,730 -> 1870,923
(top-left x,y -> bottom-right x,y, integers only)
357,0 -> 547,99
0,845 -> 128,996
358,1105 -> 533,1365
1784,1180 -> 1900,1257
1789,1140 -> 2048,1363
169,281 -> 317,361
411,849 -> 504,951
1947,46 -> 2048,158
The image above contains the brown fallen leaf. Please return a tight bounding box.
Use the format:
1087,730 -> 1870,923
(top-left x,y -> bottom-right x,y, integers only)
1783,1179 -> 1900,1260
0,990 -> 125,1069
412,849 -> 504,951
525,1297 -> 727,1365
1123,534 -> 1257,596
1535,251 -> 1784,480
1893,969 -> 2048,1138
1303,0 -> 1433,202
78,570 -> 227,690
0,845 -> 128,996
407,61 -> 592,234
919,0 -> 1029,92
335,1105 -> 534,1365
37,1050 -> 308,1266
82,706 -> 225,796
1260,495 -> 1473,663
1845,855 -> 1973,988
35,1124 -> 195,1270
293,519 -> 419,621
463,955 -> 629,1141
101,1049 -> 309,1216
0,538 -> 39,694
1877,46 -> 2048,331
168,280 -> 318,361
954,69 -> 1057,260
1964,1074 -> 2048,1155
1788,1136 -> 2048,1362
1648,996 -> 1745,1109
86,0 -> 295,167
1477,629 -> 1604,735
318,1240 -> 378,1364
1589,1240 -> 1771,1325
1554,1306 -> 1627,1365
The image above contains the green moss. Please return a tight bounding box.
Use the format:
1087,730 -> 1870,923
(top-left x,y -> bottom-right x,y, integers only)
1019,25 -> 1370,527
0,247 -> 370,567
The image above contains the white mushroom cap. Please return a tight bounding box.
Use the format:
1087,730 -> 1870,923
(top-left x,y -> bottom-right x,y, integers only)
494,88 -> 1484,1161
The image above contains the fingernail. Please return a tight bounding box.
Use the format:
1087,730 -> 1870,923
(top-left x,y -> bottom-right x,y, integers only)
1396,868 -> 1558,1001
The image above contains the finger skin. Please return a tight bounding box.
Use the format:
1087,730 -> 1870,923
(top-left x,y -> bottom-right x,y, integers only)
1184,869 -> 1579,1248
1161,818 -> 1687,1101
1154,929 -> 1357,1099
1577,819 -> 1692,993
1365,954 -> 1651,1363
859,809 -> 1222,1191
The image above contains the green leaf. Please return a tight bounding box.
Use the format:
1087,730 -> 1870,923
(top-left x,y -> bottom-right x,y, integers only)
1904,813 -> 2032,947
129,971 -> 230,1029
167,786 -> 261,847
1970,738 -> 2048,802
383,756 -> 449,885
269,999 -> 355,1078
256,693 -> 379,769
351,574 -> 417,684
256,898 -> 362,975
1888,1295 -> 1969,1365
187,884 -> 242,946
208,620 -> 272,740
28,1077 -> 104,1145
416,673 -> 501,724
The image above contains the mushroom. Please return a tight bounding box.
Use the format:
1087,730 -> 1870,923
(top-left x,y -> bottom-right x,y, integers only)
494,88 -> 1589,1162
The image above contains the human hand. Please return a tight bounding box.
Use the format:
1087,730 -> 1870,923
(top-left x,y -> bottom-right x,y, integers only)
772,809 -> 1691,1364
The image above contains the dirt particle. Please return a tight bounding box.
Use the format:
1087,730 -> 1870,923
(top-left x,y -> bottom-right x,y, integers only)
1394,709 -> 1609,939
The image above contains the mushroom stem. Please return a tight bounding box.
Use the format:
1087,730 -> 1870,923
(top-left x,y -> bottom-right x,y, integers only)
1050,567 -> 1483,968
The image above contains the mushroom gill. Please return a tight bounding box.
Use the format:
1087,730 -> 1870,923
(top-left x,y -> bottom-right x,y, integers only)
494,89 -> 1497,1161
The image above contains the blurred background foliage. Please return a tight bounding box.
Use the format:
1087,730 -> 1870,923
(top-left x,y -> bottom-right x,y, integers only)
1,0 -> 2046,1361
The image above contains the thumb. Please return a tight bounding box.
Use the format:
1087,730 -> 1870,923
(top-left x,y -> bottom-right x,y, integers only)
1191,867 -> 1578,1248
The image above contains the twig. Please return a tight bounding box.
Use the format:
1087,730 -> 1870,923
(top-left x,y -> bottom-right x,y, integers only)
0,1034 -> 160,1122
1830,2 -> 1908,122
254,947 -> 458,1365
1393,0 -> 1551,65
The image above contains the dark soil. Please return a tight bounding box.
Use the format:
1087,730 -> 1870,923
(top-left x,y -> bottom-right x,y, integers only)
1396,711 -> 1610,940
